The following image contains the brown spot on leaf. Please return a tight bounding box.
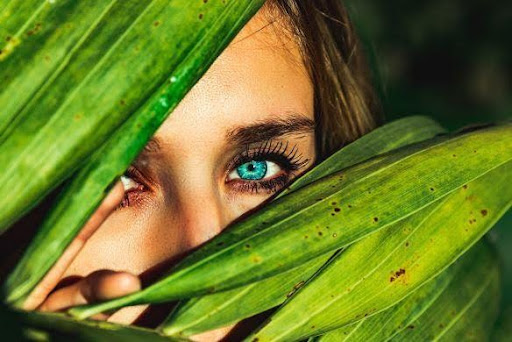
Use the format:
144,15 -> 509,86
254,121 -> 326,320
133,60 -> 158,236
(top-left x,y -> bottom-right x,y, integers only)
198,13 -> 204,20
373,217 -> 379,222
391,268 -> 406,282
463,184 -> 468,189
405,241 -> 409,247
334,207 -> 340,212
153,21 -> 160,27
481,209 -> 488,217
395,268 -> 406,277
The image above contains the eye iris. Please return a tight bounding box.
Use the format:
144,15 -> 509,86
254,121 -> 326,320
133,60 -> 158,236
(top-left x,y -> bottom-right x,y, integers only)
237,160 -> 267,180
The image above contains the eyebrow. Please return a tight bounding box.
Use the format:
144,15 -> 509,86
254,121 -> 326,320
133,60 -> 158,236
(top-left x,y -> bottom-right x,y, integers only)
140,113 -> 315,154
226,113 -> 315,146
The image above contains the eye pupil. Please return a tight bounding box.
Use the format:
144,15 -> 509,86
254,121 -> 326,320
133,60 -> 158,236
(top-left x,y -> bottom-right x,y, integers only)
237,160 -> 267,180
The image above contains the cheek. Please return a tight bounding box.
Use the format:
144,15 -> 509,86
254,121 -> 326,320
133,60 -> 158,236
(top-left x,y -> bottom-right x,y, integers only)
62,206 -> 187,277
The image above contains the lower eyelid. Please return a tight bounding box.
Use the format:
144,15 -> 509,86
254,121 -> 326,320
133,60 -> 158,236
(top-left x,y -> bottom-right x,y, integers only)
228,173 -> 290,195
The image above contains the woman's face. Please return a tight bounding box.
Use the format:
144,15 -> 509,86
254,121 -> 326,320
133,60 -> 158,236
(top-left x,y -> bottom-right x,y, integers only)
59,9 -> 315,325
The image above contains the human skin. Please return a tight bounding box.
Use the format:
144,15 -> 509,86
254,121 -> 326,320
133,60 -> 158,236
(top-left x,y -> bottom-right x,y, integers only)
27,7 -> 316,341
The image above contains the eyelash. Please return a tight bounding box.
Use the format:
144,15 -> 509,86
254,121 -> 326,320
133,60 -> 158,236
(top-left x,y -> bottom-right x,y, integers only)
118,166 -> 149,209
116,139 -> 309,209
226,140 -> 309,195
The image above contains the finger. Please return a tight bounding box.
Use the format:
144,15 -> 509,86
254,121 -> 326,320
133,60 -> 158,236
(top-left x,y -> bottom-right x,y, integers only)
23,181 -> 125,310
38,270 -> 140,315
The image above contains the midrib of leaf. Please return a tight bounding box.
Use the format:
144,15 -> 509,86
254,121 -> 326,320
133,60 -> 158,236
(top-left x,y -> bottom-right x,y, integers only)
270,196 -> 449,341
0,0 -> 160,187
432,271 -> 494,341
0,0 -> 120,138
341,319 -> 365,342
177,283 -> 255,332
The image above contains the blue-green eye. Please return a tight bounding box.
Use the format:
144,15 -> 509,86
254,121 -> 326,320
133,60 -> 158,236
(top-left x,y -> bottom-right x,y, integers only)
236,160 -> 267,180
228,160 -> 282,181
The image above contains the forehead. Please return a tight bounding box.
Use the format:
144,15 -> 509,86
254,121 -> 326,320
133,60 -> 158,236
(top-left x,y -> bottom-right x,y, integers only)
154,8 -> 313,151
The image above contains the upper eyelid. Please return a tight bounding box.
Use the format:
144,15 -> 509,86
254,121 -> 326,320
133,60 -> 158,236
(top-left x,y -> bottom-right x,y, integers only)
228,140 -> 310,175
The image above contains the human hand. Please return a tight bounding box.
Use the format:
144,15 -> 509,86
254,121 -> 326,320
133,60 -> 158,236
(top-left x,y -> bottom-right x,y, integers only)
23,181 -> 141,320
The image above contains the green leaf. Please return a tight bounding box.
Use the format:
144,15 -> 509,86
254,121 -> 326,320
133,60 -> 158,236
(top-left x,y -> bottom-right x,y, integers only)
160,251 -> 333,338
312,240 -> 497,342
279,115 -> 446,197
391,241 -> 500,341
14,311 -> 186,342
160,116 -> 446,337
3,0 -> 266,305
279,115 -> 446,196
0,0 -> 266,232
69,123 -> 512,319
245,160 -> 511,341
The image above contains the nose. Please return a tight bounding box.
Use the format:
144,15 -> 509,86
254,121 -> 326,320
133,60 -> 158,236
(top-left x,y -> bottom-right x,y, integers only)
173,177 -> 228,249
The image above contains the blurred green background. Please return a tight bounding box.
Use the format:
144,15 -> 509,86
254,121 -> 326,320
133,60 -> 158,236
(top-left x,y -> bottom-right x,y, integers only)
346,0 -> 512,335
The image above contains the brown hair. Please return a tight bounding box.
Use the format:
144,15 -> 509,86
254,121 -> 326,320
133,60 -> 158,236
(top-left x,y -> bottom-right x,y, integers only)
265,0 -> 383,162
